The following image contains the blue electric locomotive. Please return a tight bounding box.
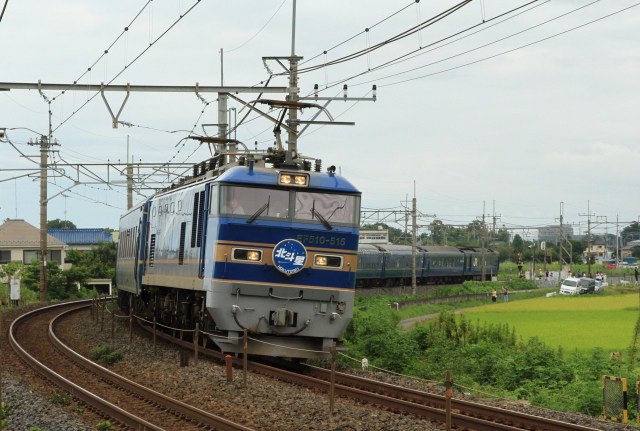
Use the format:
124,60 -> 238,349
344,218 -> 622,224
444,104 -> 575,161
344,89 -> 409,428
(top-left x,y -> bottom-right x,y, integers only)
117,161 -> 361,359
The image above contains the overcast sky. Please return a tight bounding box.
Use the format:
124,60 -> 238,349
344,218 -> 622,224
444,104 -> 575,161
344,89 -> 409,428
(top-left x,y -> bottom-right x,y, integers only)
1,0 -> 638,239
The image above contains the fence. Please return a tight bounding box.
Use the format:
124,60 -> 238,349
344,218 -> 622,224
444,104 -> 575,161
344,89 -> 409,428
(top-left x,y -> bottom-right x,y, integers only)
602,375 -> 628,423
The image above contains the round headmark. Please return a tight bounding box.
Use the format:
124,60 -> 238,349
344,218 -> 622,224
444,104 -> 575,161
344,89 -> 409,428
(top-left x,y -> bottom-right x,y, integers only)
272,239 -> 307,275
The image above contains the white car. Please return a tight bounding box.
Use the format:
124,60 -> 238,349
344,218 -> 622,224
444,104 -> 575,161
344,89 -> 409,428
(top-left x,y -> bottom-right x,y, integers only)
595,280 -> 607,292
559,277 -> 596,295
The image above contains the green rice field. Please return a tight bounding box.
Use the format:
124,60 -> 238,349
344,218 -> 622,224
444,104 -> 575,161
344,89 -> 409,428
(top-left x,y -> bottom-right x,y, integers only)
461,293 -> 640,353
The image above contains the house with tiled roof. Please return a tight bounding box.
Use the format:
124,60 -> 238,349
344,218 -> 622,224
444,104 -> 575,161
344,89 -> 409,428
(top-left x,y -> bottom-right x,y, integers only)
0,219 -> 68,267
48,228 -> 113,251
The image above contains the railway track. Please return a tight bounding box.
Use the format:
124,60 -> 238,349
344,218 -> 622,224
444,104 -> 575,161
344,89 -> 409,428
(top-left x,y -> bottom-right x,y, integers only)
140,320 -> 602,431
9,300 -> 255,431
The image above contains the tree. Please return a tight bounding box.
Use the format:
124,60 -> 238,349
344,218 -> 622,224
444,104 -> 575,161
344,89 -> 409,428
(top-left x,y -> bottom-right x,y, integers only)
512,234 -> 524,251
428,219 -> 447,245
621,222 -> 640,244
66,242 -> 117,281
47,219 -> 77,229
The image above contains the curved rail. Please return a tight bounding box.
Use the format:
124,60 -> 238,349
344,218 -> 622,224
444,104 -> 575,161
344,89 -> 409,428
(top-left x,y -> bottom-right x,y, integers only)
139,320 -> 602,431
10,300 -> 255,431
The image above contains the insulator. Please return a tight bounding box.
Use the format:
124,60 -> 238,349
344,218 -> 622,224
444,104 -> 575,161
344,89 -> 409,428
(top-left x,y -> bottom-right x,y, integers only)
239,156 -> 246,166
303,160 -> 311,171
315,159 -> 322,172
192,165 -> 198,177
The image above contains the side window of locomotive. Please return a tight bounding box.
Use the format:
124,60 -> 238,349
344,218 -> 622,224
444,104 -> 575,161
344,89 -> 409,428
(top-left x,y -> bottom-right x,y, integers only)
209,185 -> 219,216
220,186 -> 289,219
294,192 -> 359,225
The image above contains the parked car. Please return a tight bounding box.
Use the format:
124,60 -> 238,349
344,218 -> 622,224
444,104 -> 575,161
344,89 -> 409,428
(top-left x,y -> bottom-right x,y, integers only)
595,280 -> 607,292
559,277 -> 596,295
605,264 -> 617,269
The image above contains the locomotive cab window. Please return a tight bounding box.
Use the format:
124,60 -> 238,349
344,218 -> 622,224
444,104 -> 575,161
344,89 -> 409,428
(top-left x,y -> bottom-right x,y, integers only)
294,192 -> 360,226
219,185 -> 289,219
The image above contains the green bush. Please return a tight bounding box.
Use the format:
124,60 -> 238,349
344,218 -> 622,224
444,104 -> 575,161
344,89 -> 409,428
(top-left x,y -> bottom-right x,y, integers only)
1,401 -> 10,428
50,391 -> 73,406
89,345 -> 123,366
95,420 -> 114,431
345,295 -> 637,418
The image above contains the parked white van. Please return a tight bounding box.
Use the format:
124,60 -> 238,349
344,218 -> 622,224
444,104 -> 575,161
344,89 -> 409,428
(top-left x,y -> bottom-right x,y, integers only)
559,277 -> 596,295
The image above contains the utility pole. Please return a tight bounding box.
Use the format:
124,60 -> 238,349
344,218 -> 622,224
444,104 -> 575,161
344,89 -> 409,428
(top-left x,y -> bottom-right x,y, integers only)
579,201 -> 595,278
411,193 -> 417,295
616,214 -> 619,265
126,135 -> 133,209
491,200 -> 500,249
481,201 -> 486,281
29,136 -> 57,302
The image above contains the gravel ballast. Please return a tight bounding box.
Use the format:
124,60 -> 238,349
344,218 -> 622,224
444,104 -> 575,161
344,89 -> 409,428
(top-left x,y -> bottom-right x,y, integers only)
2,304 -> 638,430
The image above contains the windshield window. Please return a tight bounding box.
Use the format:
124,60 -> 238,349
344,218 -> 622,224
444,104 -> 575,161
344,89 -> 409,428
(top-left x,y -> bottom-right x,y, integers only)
563,280 -> 578,287
294,192 -> 359,225
220,186 -> 289,219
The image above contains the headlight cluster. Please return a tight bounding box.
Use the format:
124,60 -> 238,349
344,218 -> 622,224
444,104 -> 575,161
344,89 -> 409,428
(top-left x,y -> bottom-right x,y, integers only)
279,172 -> 308,186
314,254 -> 343,268
233,248 -> 262,262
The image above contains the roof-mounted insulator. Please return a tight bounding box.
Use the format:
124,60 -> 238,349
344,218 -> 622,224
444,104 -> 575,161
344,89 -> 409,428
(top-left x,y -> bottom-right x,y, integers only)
343,84 -> 348,99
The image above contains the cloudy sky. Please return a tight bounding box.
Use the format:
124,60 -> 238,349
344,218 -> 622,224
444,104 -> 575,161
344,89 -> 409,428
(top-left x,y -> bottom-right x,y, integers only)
1,0 -> 638,239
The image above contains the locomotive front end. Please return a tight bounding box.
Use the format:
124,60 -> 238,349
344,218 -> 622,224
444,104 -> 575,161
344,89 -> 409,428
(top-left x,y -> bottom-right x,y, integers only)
204,166 -> 360,359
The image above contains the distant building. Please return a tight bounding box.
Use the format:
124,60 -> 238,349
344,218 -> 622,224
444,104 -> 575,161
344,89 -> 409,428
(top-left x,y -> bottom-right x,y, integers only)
538,225 -> 574,244
0,219 -> 68,267
48,228 -> 112,252
622,240 -> 640,259
583,240 -> 612,263
359,229 -> 389,244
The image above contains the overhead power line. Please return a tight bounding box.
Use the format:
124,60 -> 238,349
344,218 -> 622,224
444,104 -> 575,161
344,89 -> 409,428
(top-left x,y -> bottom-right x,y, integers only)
294,0 -> 473,75
50,0 -> 204,133
0,0 -> 9,24
377,1 -> 640,88
300,0 -> 417,66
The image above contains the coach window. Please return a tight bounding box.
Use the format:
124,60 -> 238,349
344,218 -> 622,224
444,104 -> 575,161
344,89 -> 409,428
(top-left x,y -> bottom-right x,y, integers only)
294,192 -> 360,226
220,185 -> 289,219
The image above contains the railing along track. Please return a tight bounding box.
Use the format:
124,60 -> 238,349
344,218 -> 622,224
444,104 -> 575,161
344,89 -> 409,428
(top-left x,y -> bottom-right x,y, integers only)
140,319 -> 601,431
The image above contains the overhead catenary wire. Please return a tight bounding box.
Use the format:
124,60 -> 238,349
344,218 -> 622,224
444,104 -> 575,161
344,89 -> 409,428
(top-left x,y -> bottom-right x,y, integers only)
300,0 -> 418,66
376,1 -> 640,88
0,0 -> 8,23
51,0 -> 204,133
294,0 -> 473,75
49,1 -> 153,102
314,0 -> 547,93
226,0 -> 287,53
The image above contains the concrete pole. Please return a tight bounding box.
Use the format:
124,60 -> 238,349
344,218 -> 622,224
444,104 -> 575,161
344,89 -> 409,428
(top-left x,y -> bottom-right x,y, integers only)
218,93 -> 228,162
126,135 -> 133,209
39,137 -> 48,302
411,197 -> 417,295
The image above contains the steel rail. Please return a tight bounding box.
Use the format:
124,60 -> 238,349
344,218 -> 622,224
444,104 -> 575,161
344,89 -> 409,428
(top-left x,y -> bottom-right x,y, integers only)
9,301 -> 163,431
50,305 -> 254,431
138,320 -> 601,431
10,300 -> 255,431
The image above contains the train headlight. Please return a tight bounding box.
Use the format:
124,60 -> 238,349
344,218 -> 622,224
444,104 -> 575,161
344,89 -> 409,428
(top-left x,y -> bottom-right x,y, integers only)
279,172 -> 308,187
247,250 -> 261,261
232,248 -> 263,262
280,174 -> 292,185
313,254 -> 343,268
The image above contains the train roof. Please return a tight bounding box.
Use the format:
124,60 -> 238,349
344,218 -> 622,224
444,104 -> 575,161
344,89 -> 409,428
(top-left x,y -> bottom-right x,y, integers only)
418,245 -> 464,255
216,166 -> 360,193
